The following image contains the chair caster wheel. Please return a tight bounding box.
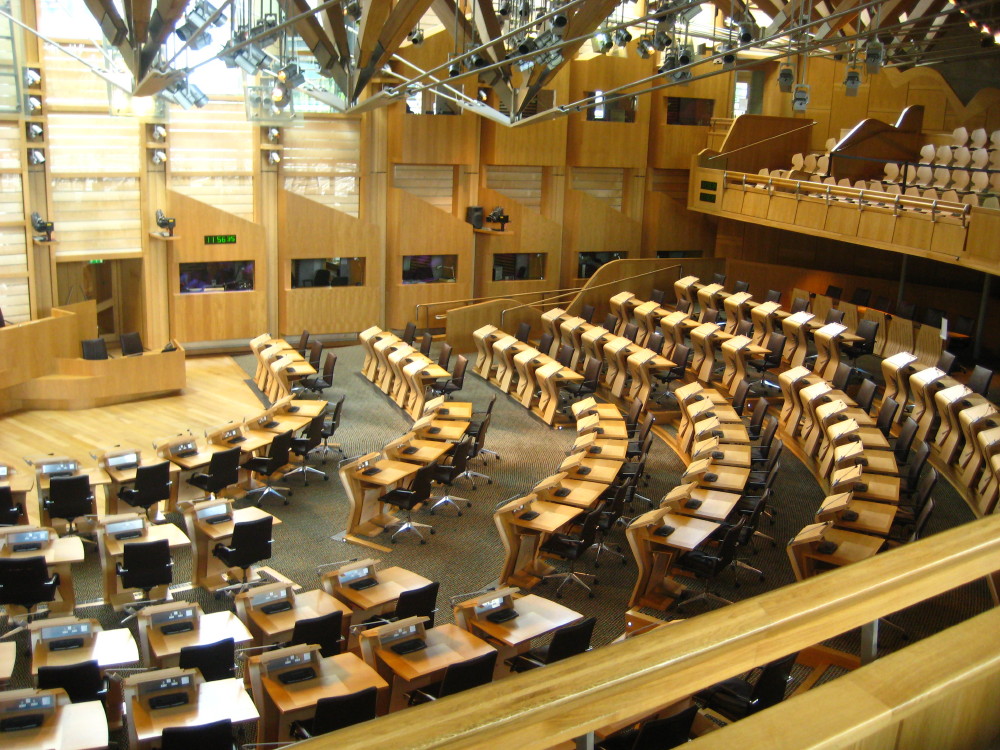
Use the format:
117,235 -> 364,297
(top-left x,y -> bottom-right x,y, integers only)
457,511 -> 462,516
323,476 -> 329,481
420,540 -> 426,544
283,500 -> 290,506
466,501 -> 472,508
588,592 -> 595,599
391,539 -> 397,544
759,575 -> 765,581
487,480 -> 493,485
594,562 -> 601,569
430,529 -> 435,534
593,578 -> 599,585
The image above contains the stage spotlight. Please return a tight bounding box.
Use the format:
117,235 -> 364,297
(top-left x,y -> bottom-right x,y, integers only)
268,151 -> 281,165
449,60 -> 462,76
636,36 -> 654,58
864,41 -> 884,73
738,22 -> 757,44
408,28 -> 424,44
792,84 -> 810,111
593,30 -> 613,53
613,29 -> 633,47
652,30 -> 672,50
225,43 -> 269,75
277,63 -> 305,88
28,149 -> 45,165
268,127 -> 280,142
271,82 -> 290,110
152,125 -> 167,141
498,2 -> 511,15
26,96 -> 41,113
518,36 -> 538,55
777,64 -> 795,92
344,0 -> 361,19
151,149 -> 167,165
678,45 -> 693,65
518,0 -> 531,16
469,52 -> 488,68
844,68 -> 861,96
718,43 -> 736,66
23,68 -> 40,87
551,14 -> 568,35
27,123 -> 43,139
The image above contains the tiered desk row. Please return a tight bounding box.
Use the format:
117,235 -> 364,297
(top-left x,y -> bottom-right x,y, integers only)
358,326 -> 451,420
250,333 -> 318,403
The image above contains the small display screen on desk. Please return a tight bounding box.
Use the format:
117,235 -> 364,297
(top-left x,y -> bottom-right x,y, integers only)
151,607 -> 195,626
339,566 -> 370,583
196,504 -> 229,521
40,461 -> 77,476
155,675 -> 190,691
256,414 -> 279,428
10,529 -> 49,545
106,518 -> 144,537
14,695 -> 54,711
381,623 -> 418,645
268,651 -> 312,673
222,428 -> 241,440
474,597 -> 503,616
106,452 -> 139,469
173,441 -> 197,457
41,622 -> 90,640
251,587 -> 291,608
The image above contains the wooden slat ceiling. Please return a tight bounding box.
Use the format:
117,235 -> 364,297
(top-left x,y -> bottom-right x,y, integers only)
81,0 -> 996,121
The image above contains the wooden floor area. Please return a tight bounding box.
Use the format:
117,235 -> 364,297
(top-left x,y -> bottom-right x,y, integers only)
0,354 -> 261,480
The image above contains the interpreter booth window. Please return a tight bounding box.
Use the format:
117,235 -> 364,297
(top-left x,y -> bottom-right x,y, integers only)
493,253 -> 546,281
578,251 -> 625,279
585,90 -> 637,122
291,257 -> 366,287
179,261 -> 254,293
402,255 -> 457,284
665,97 -> 714,126
656,250 -> 704,258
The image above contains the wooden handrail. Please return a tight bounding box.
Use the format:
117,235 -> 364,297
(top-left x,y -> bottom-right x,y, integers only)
303,513 -> 1000,749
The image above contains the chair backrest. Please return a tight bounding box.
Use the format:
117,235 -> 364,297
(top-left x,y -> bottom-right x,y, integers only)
712,272 -> 727,286
625,398 -> 643,430
437,342 -> 453,370
179,637 -> 236,682
297,414 -> 326,453
515,322 -> 531,342
46,475 -> 93,520
0,556 -> 58,608
790,297 -> 809,314
894,417 -> 919,464
851,288 -> 872,307
290,610 -> 344,657
420,331 -> 433,356
749,652 -> 798,712
119,538 -> 173,592
402,322 -> 416,345
580,304 -> 596,324
81,338 -> 109,360
120,331 -> 144,356
647,331 -> 664,355
556,344 -> 574,367
602,313 -> 619,332
37,661 -> 104,704
408,462 -> 438,501
912,466 -> 938,514
207,447 -> 242,489
831,362 -> 852,391
675,299 -> 691,314
228,516 -> 274,568
733,280 -> 750,294
636,411 -> 656,443
872,295 -> 892,312
672,344 -> 691,371
758,416 -> 778,450
855,379 -> 877,414
161,719 -> 234,750
906,440 -> 930,488
545,616 -> 596,664
581,357 -> 601,388
310,688 -> 378,735
876,396 -> 899,436
736,319 -> 753,337
537,333 -> 554,356
968,365 -> 994,396
394,581 -> 440,625
632,704 -> 699,750
701,308 -> 719,325
450,355 -> 468,387
265,431 -> 293,472
649,289 -> 666,305
909,498 -> 935,542
766,332 -> 785,362
131,461 -> 172,507
825,308 -> 844,325
731,379 -> 751,416
297,330 -> 310,352
764,289 -> 781,304
622,323 -> 639,342
935,349 -> 956,374
329,394 -> 345,433
896,300 -> 915,320
749,395 -> 770,432
439,651 -> 498,697
576,509 -> 602,550
307,340 -> 323,369
0,484 -> 20,525
471,415 -> 493,459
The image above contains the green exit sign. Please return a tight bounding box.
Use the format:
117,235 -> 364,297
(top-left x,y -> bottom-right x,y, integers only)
204,234 -> 237,245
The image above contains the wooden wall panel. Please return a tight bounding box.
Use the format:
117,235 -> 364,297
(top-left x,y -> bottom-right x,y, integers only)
561,189 -> 642,287
649,62 -> 734,170
567,55 -> 654,168
167,190 -> 266,343
385,187 -> 473,329
642,177 -> 717,257
481,69 -> 570,166
388,102 -> 480,165
278,190 -> 381,336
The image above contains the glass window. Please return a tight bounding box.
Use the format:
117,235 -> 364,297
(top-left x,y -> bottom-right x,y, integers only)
402,255 -> 457,284
656,250 -> 704,258
179,261 -> 254,293
585,90 -> 637,123
665,97 -> 714,126
492,253 -> 545,281
291,257 -> 365,287
577,252 -> 625,279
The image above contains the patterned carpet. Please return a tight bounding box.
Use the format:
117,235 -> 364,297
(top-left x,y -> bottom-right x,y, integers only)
1,342 -> 991,747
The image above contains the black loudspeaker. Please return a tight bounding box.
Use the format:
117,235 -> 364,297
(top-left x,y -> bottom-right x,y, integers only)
465,206 -> 484,229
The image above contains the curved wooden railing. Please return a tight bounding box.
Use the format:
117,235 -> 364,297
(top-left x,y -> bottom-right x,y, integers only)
301,513 -> 1000,749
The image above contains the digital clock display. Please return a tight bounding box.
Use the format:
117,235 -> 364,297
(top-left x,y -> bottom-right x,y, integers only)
203,234 -> 237,245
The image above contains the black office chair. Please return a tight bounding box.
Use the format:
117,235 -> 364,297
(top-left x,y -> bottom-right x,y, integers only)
824,308 -> 845,325
304,340 -> 323,372
290,610 -> 344,657
622,323 -> 639,342
602,313 -> 619,332
212,516 -> 274,593
37,660 -> 108,705
301,352 -> 336,395
733,280 -> 750,294
747,332 -> 785,392
44,475 -> 94,539
119,331 -> 145,356
179,637 -> 236,681
245,431 -> 293,505
736,319 -> 753,337
319,394 -> 345,462
81,338 -> 109,360
649,289 -> 666,305
362,581 -> 441,632
429,354 -> 467,398
830,361 -> 852,392
764,289 -> 781,304
116,538 -> 173,621
872,295 -> 892,312
851,287 -> 872,307
790,296 -> 809,314
187,447 -> 241,501
464,415 -> 498,483
537,332 -> 555,357
896,467 -> 938,525
401,322 -> 416,345
967,365 -> 994,396
419,330 -> 433,356
711,271 -> 726,286
429,439 -> 476,513
935,349 -> 957,375
580,303 -> 597,323
675,299 -> 691,315
560,357 -> 601,410
289,688 -> 378,739
646,330 -> 664,355
593,481 -> 629,568
675,519 -> 743,611
751,417 -> 778,463
0,485 -> 23,526
296,330 -> 311,357
875,396 -> 899,438
696,652 -> 798,721
824,284 -> 843,300
555,343 -> 574,367
596,704 -> 699,750
287,414 -> 329,485
893,417 -> 920,466
921,307 -> 944,328
854,378 -> 878,415
652,344 -> 690,402
161,719 -> 235,750
118,461 -> 171,520
409,650 -> 497,705
895,300 -> 916,320
899,441 -> 930,498
841,319 -> 878,367
381,463 -> 436,542
0,556 -> 59,638
506,616 -> 596,672
731,378 -> 752,417
701,308 -> 719,325
745,395 -> 770,441
437,342 -> 453,370
540,509 -> 601,598
466,394 -> 497,440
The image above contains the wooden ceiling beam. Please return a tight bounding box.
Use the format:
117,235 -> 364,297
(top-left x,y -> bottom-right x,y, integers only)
83,0 -> 137,73
277,0 -> 351,97
127,0 -> 153,44
354,0 -> 436,98
140,0 -> 191,78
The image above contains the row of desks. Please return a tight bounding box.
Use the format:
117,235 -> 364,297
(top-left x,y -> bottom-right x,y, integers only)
359,326 -> 451,420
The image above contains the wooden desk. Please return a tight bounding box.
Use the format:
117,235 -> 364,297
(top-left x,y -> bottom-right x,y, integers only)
238,588 -> 352,646
1,690 -> 108,750
181,504 -> 281,591
690,323 -> 727,383
471,324 -> 502,378
385,437 -> 453,465
126,675 -> 259,749
787,522 -> 884,580
816,493 -> 896,537
0,531 -> 85,615
781,311 -> 816,368
495,496 -> 583,588
562,456 -> 621,485
427,401 -> 473,421
490,334 -> 522,389
414,420 -> 468,442
103,459 -> 182,517
540,307 -> 568,355
535,362 -> 583,425
325,566 -> 434,623
661,484 -> 741,523
626,509 -> 721,609
30,624 -> 138,676
364,623 -> 495,711
98,520 -> 189,608
35,467 -> 111,532
459,594 -> 582,663
253,650 -> 388,741
536,476 -> 607,510
143,610 -> 253,668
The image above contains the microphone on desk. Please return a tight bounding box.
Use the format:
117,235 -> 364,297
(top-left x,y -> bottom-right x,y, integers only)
315,558 -> 359,574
